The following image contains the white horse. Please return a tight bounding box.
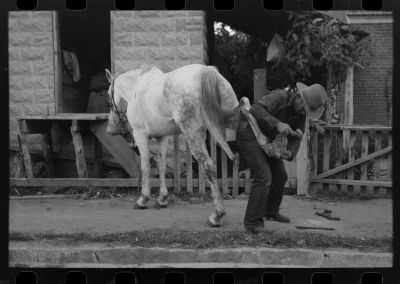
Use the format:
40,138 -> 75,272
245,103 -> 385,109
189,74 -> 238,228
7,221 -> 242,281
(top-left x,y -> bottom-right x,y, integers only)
105,64 -> 248,227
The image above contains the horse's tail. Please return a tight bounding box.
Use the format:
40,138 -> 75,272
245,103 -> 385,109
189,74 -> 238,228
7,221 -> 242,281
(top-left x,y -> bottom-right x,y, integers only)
200,66 -> 235,160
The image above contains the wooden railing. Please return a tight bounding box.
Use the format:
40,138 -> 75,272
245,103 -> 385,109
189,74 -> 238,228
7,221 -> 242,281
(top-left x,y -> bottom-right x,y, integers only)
309,125 -> 392,197
172,134 -> 251,197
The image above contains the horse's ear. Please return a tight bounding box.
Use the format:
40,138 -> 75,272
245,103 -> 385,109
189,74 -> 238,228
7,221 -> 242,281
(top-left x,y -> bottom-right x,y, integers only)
105,69 -> 113,83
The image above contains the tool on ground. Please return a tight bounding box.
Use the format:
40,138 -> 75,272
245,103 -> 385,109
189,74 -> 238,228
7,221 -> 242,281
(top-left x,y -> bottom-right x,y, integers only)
315,209 -> 341,221
295,225 -> 335,231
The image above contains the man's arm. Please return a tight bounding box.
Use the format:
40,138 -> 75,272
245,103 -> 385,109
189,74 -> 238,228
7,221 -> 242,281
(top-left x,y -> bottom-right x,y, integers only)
249,91 -> 286,135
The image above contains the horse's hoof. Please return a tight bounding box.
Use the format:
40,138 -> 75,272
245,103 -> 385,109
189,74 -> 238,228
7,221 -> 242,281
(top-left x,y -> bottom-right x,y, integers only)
133,203 -> 147,210
205,219 -> 221,228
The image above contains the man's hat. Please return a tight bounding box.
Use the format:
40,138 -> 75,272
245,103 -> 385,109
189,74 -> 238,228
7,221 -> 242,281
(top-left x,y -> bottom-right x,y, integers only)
296,83 -> 328,120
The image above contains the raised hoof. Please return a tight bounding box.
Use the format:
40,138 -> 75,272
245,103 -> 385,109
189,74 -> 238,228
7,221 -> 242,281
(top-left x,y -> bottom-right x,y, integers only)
205,219 -> 221,228
154,201 -> 168,209
133,203 -> 147,210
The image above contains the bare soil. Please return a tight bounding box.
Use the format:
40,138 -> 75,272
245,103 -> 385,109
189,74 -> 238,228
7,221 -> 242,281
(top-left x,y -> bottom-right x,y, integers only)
9,194 -> 392,252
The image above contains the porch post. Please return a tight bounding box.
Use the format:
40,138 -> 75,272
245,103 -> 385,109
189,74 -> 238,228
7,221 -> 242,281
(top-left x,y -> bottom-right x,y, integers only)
344,65 -> 354,151
296,116 -> 310,195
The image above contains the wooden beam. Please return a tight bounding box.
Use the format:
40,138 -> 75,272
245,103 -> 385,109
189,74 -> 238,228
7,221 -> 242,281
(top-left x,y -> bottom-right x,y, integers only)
174,135 -> 181,192
16,113 -> 109,121
314,146 -> 393,180
253,68 -> 267,102
232,152 -> 239,197
296,116 -> 309,195
344,65 -> 354,125
18,122 -> 34,178
71,121 -> 88,178
10,178 -> 250,188
324,125 -> 392,131
53,11 -> 62,114
94,134 -> 104,178
221,148 -> 228,194
186,141 -> 193,193
313,179 -> 392,188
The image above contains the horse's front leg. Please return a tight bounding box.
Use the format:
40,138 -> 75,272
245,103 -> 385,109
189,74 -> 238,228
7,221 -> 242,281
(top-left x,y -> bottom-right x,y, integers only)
155,136 -> 169,208
133,131 -> 151,209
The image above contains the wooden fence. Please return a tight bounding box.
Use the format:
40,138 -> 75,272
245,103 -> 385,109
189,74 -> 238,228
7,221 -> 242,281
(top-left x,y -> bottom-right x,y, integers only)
10,131 -> 253,197
309,125 -> 392,197
172,134 -> 252,196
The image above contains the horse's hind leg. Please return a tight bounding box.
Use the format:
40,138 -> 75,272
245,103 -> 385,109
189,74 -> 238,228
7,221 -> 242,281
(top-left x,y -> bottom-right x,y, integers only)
184,128 -> 226,227
155,136 -> 169,208
132,130 -> 151,209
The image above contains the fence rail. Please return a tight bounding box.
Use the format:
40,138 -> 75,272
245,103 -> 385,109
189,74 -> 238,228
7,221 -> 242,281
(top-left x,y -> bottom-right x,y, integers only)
310,125 -> 392,197
173,134 -> 251,196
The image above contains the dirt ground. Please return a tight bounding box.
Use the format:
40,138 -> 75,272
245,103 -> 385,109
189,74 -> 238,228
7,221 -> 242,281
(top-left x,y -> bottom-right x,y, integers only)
9,195 -> 392,239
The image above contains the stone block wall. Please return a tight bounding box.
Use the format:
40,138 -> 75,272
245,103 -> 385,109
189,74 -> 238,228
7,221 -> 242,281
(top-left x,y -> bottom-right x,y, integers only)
111,10 -> 208,74
9,11 -> 55,146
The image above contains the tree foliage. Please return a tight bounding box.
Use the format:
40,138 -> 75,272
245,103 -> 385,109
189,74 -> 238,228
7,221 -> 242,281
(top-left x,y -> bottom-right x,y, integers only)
271,11 -> 373,87
214,23 -> 267,100
214,12 -> 373,99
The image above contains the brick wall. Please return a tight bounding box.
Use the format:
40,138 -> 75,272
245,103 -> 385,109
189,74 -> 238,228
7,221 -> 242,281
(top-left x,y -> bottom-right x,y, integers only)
336,22 -> 393,126
9,11 -> 55,146
111,10 -> 208,74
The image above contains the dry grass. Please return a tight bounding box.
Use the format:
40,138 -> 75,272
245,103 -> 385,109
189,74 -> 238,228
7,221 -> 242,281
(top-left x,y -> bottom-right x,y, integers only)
9,228 -> 391,253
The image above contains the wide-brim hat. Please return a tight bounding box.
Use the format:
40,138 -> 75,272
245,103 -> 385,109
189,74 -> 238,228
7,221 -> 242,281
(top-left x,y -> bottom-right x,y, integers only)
296,82 -> 328,120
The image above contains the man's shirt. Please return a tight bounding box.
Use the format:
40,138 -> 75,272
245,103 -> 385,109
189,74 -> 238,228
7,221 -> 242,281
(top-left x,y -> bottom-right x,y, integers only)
249,89 -> 306,161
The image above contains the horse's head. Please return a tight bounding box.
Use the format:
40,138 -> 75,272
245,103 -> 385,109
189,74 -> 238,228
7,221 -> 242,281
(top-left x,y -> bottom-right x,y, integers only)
105,69 -> 128,136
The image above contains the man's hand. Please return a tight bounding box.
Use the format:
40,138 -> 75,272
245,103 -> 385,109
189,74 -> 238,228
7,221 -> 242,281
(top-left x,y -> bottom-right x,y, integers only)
280,150 -> 292,160
276,122 -> 298,136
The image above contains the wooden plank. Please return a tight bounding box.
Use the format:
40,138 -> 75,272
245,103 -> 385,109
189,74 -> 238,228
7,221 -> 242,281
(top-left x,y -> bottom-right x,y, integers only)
309,131 -> 319,195
16,113 -> 110,121
94,134 -> 103,178
221,148 -> 228,194
186,141 -> 193,193
71,121 -> 88,178
253,68 -> 267,102
244,169 -> 251,194
41,133 -> 54,178
17,121 -> 34,178
373,131 -> 382,197
334,130 -> 343,194
198,161 -> 206,195
210,136 -> 217,168
324,125 -> 392,131
388,132 -> 392,183
314,146 -> 392,180
360,131 -> 369,196
296,116 -> 309,195
344,65 -> 354,125
10,178 -> 249,188
53,11 -> 62,114
347,131 -> 357,195
232,152 -> 239,197
174,134 -> 181,192
322,129 -> 332,194
90,120 -> 140,177
313,179 -> 392,188
353,131 -> 362,194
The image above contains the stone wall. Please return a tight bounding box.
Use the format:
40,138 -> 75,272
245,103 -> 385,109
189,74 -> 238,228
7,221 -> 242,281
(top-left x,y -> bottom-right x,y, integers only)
9,11 -> 55,147
111,10 -> 208,74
